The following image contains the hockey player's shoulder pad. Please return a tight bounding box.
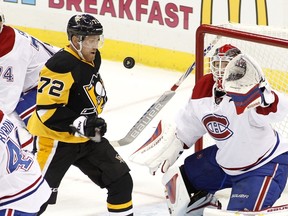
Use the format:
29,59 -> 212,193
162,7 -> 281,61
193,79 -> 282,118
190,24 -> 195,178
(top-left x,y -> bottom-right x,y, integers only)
45,49 -> 79,74
191,73 -> 214,99
0,26 -> 15,57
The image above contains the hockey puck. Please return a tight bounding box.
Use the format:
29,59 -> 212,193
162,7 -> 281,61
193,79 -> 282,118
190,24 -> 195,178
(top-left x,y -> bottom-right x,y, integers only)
123,57 -> 135,69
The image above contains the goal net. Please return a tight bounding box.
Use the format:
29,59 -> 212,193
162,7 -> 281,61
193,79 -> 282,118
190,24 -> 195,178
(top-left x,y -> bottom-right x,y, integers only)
194,23 -> 288,152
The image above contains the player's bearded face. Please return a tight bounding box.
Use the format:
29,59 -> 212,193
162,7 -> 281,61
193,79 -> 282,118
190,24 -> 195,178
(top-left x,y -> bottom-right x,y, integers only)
81,35 -> 103,62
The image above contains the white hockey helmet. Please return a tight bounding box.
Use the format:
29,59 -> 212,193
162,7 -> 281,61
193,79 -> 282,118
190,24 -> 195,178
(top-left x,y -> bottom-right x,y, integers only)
210,44 -> 241,91
0,12 -> 5,33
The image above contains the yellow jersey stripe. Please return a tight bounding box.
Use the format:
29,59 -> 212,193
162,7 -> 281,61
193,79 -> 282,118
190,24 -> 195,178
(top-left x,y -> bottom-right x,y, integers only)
107,200 -> 132,210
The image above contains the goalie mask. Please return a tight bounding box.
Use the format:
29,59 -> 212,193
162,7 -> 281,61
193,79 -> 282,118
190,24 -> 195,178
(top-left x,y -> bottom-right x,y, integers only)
211,44 -> 241,92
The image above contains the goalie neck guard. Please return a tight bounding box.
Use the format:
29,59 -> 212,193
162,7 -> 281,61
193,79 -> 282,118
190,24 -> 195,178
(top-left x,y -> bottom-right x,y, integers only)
211,44 -> 241,92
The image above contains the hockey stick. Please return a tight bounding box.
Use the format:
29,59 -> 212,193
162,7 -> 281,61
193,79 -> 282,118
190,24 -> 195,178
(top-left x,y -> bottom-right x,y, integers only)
204,203 -> 288,215
110,36 -> 221,147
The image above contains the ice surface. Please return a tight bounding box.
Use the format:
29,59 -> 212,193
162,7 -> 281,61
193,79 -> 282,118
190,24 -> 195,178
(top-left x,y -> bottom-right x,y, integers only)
41,60 -> 288,216
41,59 -> 194,216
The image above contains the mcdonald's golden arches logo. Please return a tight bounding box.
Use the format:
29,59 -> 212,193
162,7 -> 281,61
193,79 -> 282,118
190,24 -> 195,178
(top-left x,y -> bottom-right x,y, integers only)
201,0 -> 268,25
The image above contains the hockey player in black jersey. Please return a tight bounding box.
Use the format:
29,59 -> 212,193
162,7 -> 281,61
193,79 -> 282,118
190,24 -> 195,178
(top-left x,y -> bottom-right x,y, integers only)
27,14 -> 133,216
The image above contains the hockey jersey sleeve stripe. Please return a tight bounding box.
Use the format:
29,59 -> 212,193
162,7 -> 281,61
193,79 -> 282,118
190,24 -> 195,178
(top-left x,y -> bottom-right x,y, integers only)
19,105 -> 36,121
0,176 -> 45,206
220,132 -> 280,172
21,135 -> 33,148
107,200 -> 133,210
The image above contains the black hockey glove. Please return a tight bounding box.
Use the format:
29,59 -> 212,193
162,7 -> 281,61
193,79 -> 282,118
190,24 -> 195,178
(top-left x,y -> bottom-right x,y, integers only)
71,116 -> 107,138
85,116 -> 107,137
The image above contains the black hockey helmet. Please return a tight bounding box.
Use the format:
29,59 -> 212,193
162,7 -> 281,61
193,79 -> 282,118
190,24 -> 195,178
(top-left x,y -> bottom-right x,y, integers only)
67,14 -> 103,41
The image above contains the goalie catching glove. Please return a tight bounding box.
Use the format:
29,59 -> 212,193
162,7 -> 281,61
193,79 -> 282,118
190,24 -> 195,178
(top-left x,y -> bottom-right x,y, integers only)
129,120 -> 186,175
222,53 -> 275,114
70,115 -> 107,142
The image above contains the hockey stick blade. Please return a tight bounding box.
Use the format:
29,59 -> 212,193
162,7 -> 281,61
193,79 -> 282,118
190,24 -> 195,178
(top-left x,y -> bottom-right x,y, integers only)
110,91 -> 175,147
204,203 -> 288,216
110,36 -> 221,147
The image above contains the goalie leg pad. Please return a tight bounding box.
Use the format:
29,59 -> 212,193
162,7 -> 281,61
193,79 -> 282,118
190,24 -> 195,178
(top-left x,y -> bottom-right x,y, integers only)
129,120 -> 184,175
162,166 -> 191,216
162,167 -> 222,216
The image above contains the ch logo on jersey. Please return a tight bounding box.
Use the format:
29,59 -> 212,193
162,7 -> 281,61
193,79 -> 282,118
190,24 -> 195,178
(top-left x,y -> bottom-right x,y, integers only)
82,74 -> 106,115
202,114 -> 233,141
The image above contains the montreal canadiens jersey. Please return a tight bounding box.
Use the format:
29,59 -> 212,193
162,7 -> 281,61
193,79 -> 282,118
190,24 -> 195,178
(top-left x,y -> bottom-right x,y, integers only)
0,25 -> 59,115
0,110 -> 51,212
175,73 -> 288,175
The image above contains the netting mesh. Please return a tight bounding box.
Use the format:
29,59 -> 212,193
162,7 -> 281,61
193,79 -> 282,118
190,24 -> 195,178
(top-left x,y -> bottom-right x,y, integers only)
201,23 -> 288,147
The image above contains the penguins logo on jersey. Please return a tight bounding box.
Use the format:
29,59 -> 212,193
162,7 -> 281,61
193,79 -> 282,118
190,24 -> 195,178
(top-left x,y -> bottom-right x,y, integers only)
202,114 -> 233,141
82,74 -> 106,115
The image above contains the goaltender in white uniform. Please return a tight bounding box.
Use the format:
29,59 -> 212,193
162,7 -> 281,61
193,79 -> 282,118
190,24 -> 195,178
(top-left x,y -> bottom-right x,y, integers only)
130,44 -> 288,215
0,13 -> 58,150
0,109 -> 51,215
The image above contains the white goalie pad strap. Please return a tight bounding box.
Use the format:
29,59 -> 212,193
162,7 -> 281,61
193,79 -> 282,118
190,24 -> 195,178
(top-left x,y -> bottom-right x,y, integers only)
222,54 -> 267,114
129,120 -> 184,174
162,166 -> 190,216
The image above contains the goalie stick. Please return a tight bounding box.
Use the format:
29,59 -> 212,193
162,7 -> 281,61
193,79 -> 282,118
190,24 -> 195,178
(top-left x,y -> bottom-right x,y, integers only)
110,36 -> 221,147
204,203 -> 288,215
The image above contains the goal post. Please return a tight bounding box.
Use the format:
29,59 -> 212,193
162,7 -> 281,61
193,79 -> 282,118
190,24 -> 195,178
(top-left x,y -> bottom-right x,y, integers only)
194,24 -> 288,152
